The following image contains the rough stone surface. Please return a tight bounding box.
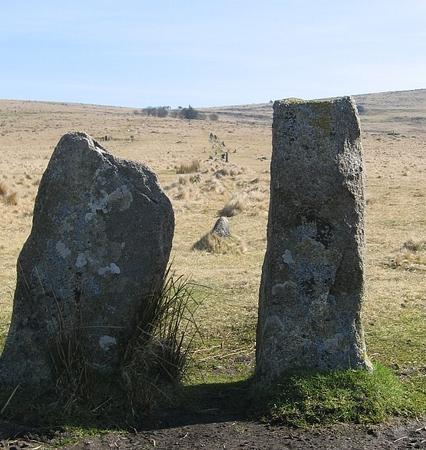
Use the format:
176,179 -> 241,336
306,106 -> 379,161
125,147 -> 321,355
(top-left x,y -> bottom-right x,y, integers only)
256,97 -> 371,381
212,217 -> 231,237
0,132 -> 174,388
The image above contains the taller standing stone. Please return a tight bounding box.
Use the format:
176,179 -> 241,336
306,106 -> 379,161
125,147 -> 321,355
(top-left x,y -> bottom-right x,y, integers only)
0,132 -> 174,389
256,97 -> 371,381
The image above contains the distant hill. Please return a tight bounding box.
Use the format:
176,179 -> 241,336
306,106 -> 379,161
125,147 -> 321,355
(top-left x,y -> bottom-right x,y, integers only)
354,89 -> 426,135
1,88 -> 425,135
202,88 -> 426,135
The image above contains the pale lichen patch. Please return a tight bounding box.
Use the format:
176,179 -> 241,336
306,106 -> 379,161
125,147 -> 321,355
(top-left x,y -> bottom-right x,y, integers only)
99,335 -> 117,351
87,185 -> 133,216
108,185 -> 133,211
98,263 -> 121,276
75,253 -> 88,268
55,241 -> 71,258
89,190 -> 109,214
282,249 -> 294,265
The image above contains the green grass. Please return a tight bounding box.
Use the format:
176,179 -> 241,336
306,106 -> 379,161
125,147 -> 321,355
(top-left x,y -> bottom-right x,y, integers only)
1,282 -> 424,434
183,298 -> 425,428
366,308 -> 426,398
184,301 -> 425,428
255,364 -> 424,427
49,426 -> 115,447
185,313 -> 256,385
0,269 -> 200,427
182,290 -> 425,428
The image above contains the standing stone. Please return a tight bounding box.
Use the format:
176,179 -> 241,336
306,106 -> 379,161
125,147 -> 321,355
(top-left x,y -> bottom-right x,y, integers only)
256,97 -> 371,381
212,216 -> 231,237
0,132 -> 174,388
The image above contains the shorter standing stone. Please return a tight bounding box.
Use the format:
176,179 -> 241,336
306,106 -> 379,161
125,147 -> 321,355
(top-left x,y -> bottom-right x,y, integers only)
212,217 -> 231,237
256,97 -> 372,382
0,132 -> 174,390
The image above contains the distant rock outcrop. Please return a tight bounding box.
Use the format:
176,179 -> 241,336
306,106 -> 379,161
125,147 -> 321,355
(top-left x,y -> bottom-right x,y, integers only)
0,132 -> 174,389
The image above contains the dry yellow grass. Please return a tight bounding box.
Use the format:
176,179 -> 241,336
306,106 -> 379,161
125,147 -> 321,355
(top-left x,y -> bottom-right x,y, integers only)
218,194 -> 247,217
0,182 -> 18,206
176,159 -> 200,174
4,192 -> 17,206
192,231 -> 246,254
0,92 -> 425,389
387,239 -> 426,271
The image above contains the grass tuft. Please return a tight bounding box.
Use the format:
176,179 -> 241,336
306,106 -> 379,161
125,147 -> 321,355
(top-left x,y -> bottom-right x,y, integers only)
218,194 -> 246,217
0,324 -> 7,355
0,267 -> 200,425
254,364 -> 424,427
4,192 -> 18,205
121,266 -> 200,415
402,239 -> 426,252
0,184 -> 18,205
176,160 -> 200,174
0,182 -> 7,196
387,239 -> 426,271
192,232 -> 246,254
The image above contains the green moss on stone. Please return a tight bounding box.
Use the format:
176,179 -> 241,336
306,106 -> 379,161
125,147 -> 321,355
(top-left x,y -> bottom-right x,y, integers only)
284,98 -> 305,104
310,101 -> 332,134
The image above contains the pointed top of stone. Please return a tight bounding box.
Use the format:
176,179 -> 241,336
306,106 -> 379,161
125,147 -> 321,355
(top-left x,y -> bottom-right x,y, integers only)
53,131 -> 109,156
212,216 -> 231,237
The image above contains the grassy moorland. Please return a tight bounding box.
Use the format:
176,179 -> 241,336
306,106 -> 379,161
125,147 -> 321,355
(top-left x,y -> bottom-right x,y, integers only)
0,91 -> 425,434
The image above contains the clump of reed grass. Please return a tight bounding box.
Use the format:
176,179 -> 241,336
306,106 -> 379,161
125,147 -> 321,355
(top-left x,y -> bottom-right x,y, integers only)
0,267 -> 200,425
0,182 -> 7,196
122,266 -> 200,415
192,231 -> 246,255
387,239 -> 426,271
402,239 -> 426,252
218,194 -> 246,217
0,183 -> 17,205
176,160 -> 200,174
5,192 -> 17,206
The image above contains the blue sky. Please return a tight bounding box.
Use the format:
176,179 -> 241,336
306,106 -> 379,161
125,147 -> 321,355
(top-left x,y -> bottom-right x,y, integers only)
1,0 -> 425,107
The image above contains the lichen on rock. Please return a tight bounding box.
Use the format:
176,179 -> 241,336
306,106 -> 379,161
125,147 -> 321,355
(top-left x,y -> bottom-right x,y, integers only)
256,97 -> 371,382
0,132 -> 174,389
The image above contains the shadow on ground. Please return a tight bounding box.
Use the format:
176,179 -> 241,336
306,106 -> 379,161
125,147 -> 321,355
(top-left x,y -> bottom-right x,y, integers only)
0,379 -> 254,441
147,379 -> 254,429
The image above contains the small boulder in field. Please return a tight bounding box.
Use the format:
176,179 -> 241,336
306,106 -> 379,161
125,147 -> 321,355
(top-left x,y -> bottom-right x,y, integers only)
212,216 -> 230,237
192,216 -> 244,254
0,132 -> 174,391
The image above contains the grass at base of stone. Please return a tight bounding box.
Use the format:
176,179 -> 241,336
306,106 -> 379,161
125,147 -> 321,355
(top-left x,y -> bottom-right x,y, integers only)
179,300 -> 425,429
1,289 -> 424,439
1,293 -> 424,438
0,270 -> 200,431
253,363 -> 425,428
0,378 -> 182,434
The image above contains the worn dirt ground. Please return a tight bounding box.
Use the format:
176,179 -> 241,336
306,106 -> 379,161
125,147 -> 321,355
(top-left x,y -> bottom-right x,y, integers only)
63,420 -> 426,450
0,89 -> 425,448
1,418 -> 426,449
